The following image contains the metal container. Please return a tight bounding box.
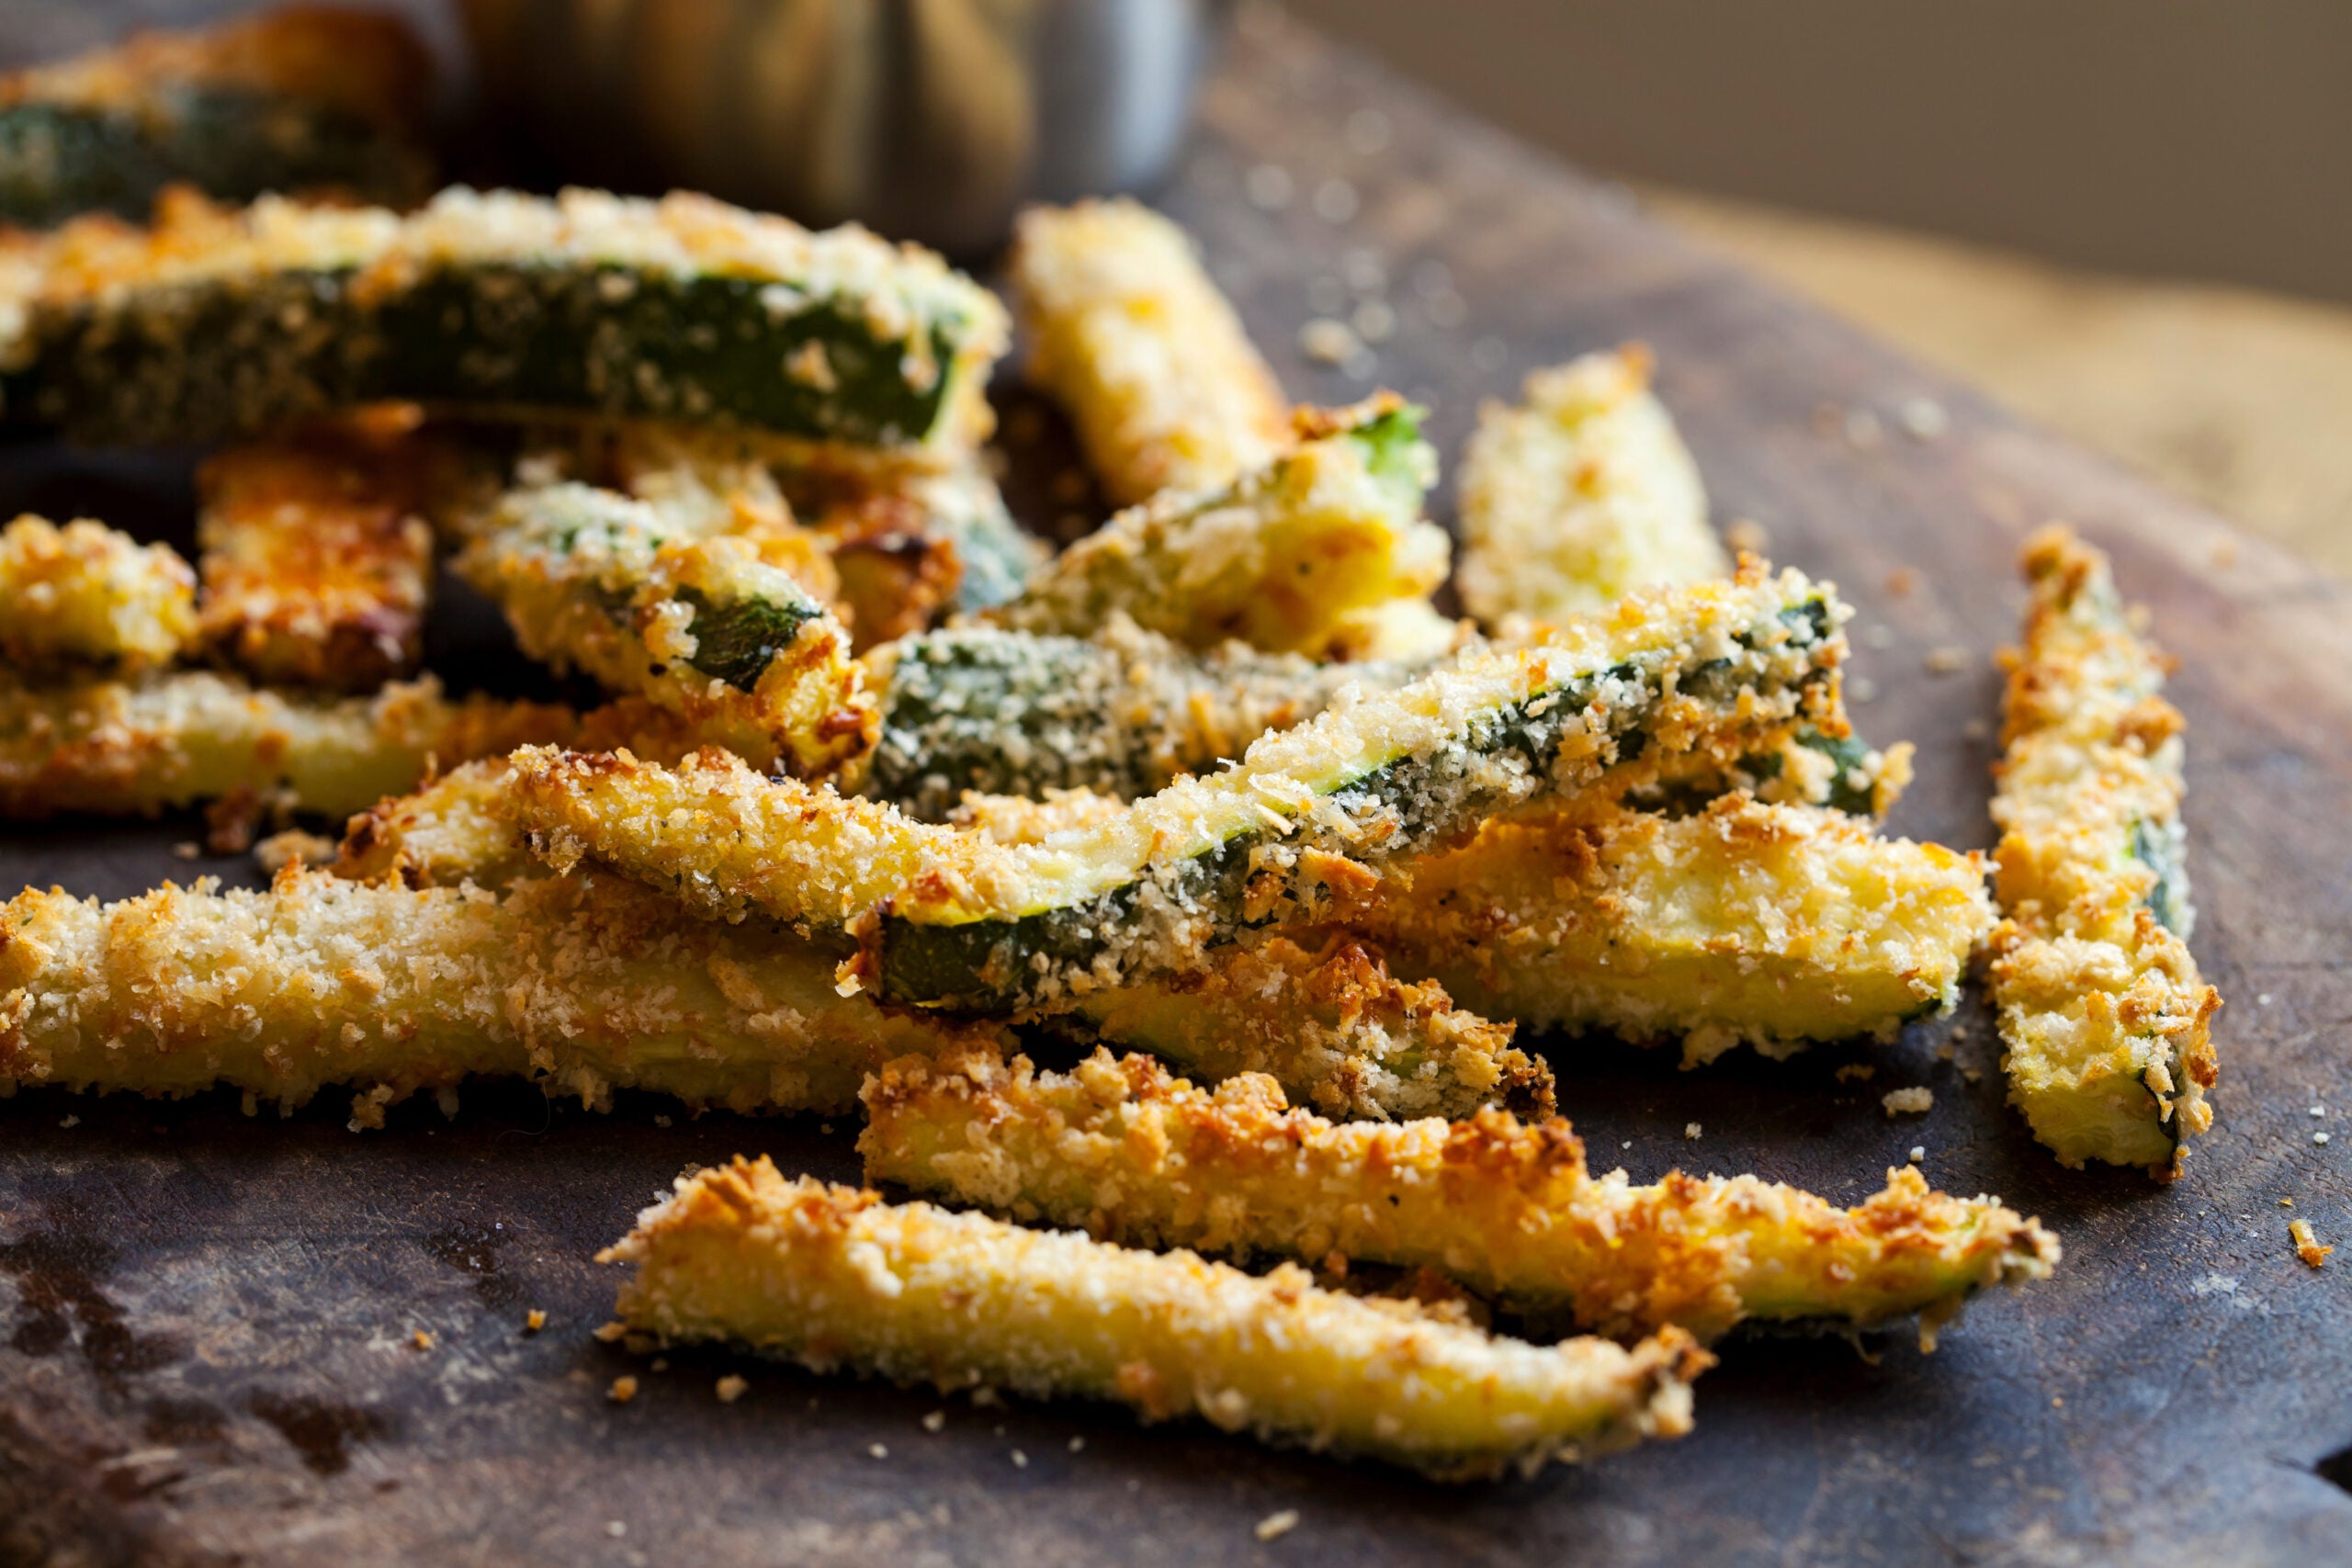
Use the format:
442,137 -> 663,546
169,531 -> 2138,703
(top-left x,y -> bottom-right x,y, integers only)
460,0 -> 1226,255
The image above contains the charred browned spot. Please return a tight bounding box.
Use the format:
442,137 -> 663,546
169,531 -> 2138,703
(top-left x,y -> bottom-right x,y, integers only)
244,1390 -> 395,1476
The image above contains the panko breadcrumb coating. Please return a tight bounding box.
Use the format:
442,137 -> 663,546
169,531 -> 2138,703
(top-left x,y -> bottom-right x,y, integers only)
0,513 -> 198,672
1456,345 -> 1727,627
1010,198 -> 1291,506
1986,526 -> 2218,1176
862,1047 -> 2059,1343
602,1158 -> 1711,1478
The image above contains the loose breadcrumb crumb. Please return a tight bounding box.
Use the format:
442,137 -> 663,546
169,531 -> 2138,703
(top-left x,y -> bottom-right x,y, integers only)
1255,1510 -> 1301,1541
1835,1065 -> 1877,1084
608,1375 -> 639,1403
922,1411 -> 946,1432
1883,1088 -> 1935,1116
412,1330 -> 434,1350
2290,1220 -> 2331,1268
594,1321 -> 629,1343
869,1443 -> 888,1460
1684,1122 -> 1702,1140
716,1374 -> 748,1403
524,1309 -> 547,1333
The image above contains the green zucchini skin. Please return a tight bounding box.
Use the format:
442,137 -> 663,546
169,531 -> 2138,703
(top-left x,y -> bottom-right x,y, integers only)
867,626 -> 1428,818
876,596 -> 1842,1011
0,91 -> 424,228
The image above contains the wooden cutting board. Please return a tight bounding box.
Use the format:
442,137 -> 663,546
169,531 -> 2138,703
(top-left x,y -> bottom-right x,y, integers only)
6,12 -> 2352,1566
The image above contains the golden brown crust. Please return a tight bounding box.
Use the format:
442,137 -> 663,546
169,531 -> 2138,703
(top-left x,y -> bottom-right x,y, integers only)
0,513 -> 198,672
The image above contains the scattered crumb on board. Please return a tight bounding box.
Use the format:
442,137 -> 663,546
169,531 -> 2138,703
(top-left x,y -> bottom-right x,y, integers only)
2290,1219 -> 2332,1268
1883,1088 -> 1935,1116
1255,1510 -> 1301,1542
717,1375 -> 748,1404
608,1376 -> 639,1404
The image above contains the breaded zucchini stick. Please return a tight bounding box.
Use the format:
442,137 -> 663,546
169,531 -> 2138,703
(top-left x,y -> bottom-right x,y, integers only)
0,671 -> 572,820
602,1159 -> 1709,1478
196,432 -> 436,691
862,1048 -> 2060,1343
865,618 -> 1442,818
986,397 -> 1450,660
0,186 -> 1006,454
1341,793 -> 1994,1066
0,6 -> 433,227
1457,345 -> 1726,626
458,482 -> 875,777
514,562 -> 1849,1010
1987,526 -> 2218,1175
1009,198 -> 1290,506
0,513 -> 197,672
0,868 -> 1006,1122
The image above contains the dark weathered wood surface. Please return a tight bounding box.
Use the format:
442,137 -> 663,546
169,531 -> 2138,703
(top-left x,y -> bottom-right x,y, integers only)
8,9 -> 2352,1566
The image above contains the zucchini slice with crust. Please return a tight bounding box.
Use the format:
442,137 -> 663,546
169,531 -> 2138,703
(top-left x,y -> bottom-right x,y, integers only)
601,1157 -> 1709,1479
1987,525 -> 2218,1176
861,1046 -> 2060,1343
0,186 -> 1006,453
0,513 -> 197,673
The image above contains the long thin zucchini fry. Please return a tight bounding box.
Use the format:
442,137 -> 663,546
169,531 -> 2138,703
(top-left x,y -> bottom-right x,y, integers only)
0,186 -> 1007,453
1048,932 -> 1551,1122
602,1159 -> 1708,1478
862,1048 -> 2060,1343
1987,526 -> 2218,1176
1341,793 -> 1993,1066
1008,197 -> 1291,506
1457,345 -> 1726,626
0,513 -> 197,672
196,433 -> 435,691
0,868 -> 1006,1122
458,482 -> 875,777
513,562 -> 1848,1011
0,6 -> 433,227
986,398 -> 1449,659
865,619 -> 1441,818
0,671 -> 573,820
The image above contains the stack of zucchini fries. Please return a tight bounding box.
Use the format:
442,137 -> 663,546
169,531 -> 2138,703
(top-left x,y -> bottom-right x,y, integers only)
0,11 -> 2226,1482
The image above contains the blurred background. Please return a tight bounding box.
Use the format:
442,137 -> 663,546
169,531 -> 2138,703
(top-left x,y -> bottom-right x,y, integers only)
5,0 -> 2346,571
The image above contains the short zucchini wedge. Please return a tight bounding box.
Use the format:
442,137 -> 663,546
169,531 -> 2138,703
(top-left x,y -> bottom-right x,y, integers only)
602,1158 -> 1710,1480
0,671 -> 575,820
513,564 -> 1848,1011
0,868 -> 1007,1123
1342,792 -> 1994,1066
985,397 -> 1451,659
1456,344 -> 1726,626
196,429 -> 436,691
1008,197 -> 1293,506
0,7 -> 434,227
0,186 -> 1008,453
861,1047 -> 2062,1344
0,513 -> 197,673
864,619 -> 1440,818
1987,526 -> 2218,1177
457,481 -> 875,778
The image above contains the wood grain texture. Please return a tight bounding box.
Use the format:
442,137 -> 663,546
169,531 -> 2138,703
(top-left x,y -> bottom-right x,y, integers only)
6,10 -> 2352,1565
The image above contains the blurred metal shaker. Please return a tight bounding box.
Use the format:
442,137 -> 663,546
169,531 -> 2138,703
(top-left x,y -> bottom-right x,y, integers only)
460,0 -> 1226,254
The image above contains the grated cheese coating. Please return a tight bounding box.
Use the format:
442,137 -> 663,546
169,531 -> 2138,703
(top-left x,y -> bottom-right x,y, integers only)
1456,345 -> 1727,626
1010,198 -> 1291,506
0,670 -> 573,820
0,513 -> 197,672
1986,527 -> 2218,1177
0,867 -> 1001,1120
601,1159 -> 1710,1479
861,1047 -> 2060,1343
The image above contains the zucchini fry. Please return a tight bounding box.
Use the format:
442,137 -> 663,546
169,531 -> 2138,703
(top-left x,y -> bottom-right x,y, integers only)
0,6 -> 433,227
1457,345 -> 1726,626
865,619 -> 1441,818
0,186 -> 1006,454
861,1048 -> 2060,1343
1987,526 -> 2218,1175
1341,793 -> 1993,1066
457,482 -> 875,777
0,671 -> 573,820
986,397 -> 1449,659
1008,197 -> 1292,506
0,513 -> 197,672
602,1159 -> 1708,1479
0,867 -> 1005,1122
512,562 -> 1848,1010
196,433 -> 436,691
